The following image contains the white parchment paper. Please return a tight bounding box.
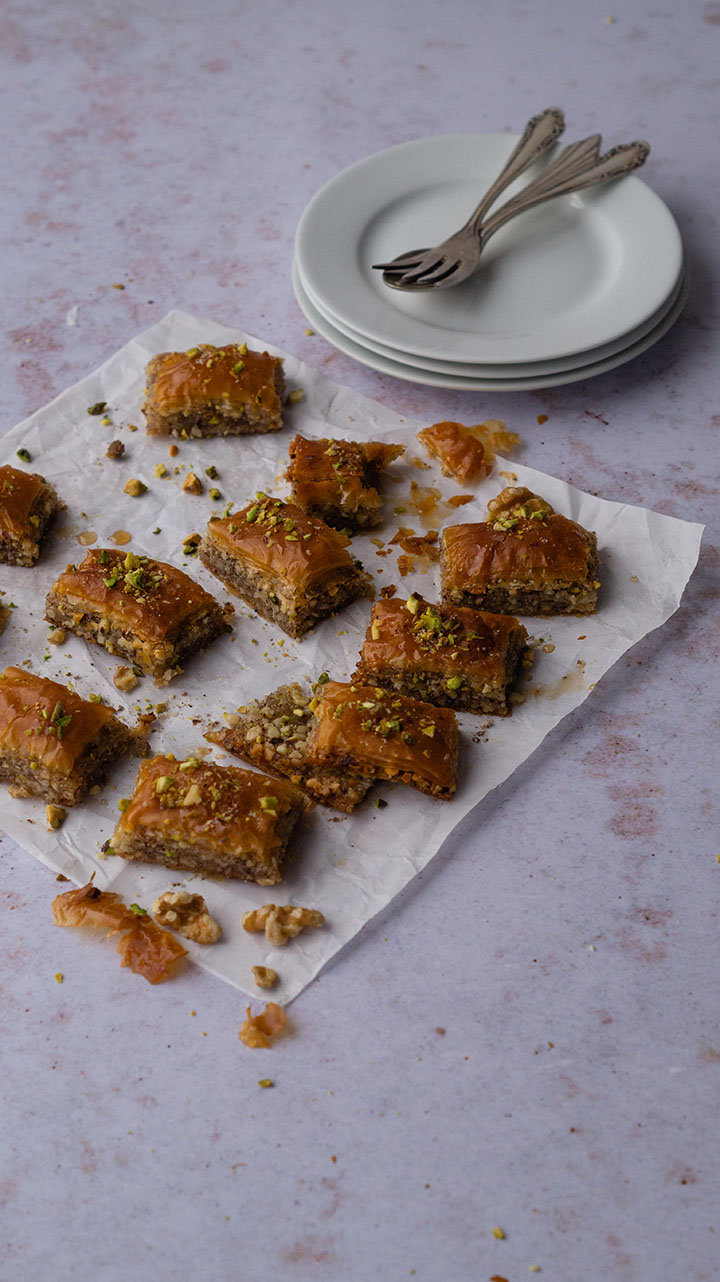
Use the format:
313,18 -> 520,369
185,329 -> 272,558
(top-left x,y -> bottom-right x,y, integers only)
0,309 -> 704,1002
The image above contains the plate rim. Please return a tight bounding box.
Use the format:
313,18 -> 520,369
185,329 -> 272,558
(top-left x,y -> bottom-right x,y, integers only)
292,256 -> 689,392
295,252 -> 685,378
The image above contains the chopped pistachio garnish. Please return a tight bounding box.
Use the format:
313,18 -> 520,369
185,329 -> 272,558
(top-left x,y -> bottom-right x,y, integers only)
259,796 -> 278,811
154,463 -> 168,478
181,783 -> 202,806
209,487 -> 221,501
87,401 -> 107,416
129,903 -> 147,916
205,465 -> 219,479
154,775 -> 172,794
446,676 -> 462,691
124,478 -> 147,497
118,798 -> 131,811
16,448 -> 31,463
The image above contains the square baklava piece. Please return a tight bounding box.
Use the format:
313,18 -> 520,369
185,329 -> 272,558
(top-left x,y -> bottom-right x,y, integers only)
441,486 -> 600,616
416,421 -> 491,485
206,680 -> 374,813
112,755 -> 305,884
355,593 -> 530,716
143,342 -> 285,437
45,549 -> 230,683
307,680 -> 459,801
0,666 -> 136,805
199,494 -> 371,639
0,463 -> 60,565
287,434 -> 404,531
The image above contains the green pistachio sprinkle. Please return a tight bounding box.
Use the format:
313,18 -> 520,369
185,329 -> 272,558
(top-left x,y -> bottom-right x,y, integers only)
16,448 -> 31,462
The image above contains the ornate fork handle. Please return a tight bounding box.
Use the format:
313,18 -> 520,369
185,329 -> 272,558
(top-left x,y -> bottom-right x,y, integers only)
479,138 -> 650,244
460,106 -> 566,232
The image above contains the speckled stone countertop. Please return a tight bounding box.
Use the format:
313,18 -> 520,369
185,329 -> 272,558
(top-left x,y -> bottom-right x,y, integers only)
2,3 -> 718,1280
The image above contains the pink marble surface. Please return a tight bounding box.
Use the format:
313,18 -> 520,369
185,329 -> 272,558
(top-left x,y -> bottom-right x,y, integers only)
1,2 -> 719,1280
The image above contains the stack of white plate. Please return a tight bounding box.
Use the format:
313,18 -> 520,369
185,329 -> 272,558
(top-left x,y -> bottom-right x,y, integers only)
293,133 -> 687,391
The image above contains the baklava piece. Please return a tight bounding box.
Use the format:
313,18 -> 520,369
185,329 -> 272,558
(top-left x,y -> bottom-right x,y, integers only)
45,548 -> 230,683
0,463 -> 60,566
287,434 -> 404,531
143,342 -> 285,437
199,495 -> 371,639
416,421 -> 492,484
0,666 -> 136,806
307,680 -> 459,801
441,486 -> 600,617
112,755 -> 306,884
355,593 -> 530,716
205,680 -> 374,812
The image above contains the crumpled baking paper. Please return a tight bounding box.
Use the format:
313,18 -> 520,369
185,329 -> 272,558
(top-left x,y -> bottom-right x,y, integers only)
0,309 -> 704,1002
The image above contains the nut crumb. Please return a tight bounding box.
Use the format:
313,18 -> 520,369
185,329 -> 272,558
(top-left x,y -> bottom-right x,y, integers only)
182,472 -> 203,495
46,804 -> 66,830
48,628 -> 66,646
242,903 -> 325,947
152,890 -> 222,944
124,478 -> 147,497
106,439 -> 125,459
252,965 -> 278,989
492,1226 -> 506,1240
114,665 -> 139,692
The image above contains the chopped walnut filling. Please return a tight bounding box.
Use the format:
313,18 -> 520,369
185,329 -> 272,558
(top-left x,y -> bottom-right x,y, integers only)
239,1001 -> 287,1048
151,890 -> 222,944
242,903 -> 325,946
252,964 -> 278,989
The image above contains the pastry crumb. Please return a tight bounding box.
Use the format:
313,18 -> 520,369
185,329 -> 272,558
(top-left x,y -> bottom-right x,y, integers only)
239,1001 -> 287,1048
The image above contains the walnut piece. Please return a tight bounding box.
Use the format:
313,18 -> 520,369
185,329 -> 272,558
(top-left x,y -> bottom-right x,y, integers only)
106,439 -> 125,459
242,903 -> 325,947
239,1001 -> 287,1048
252,965 -> 278,989
151,890 -> 222,944
114,665 -> 139,692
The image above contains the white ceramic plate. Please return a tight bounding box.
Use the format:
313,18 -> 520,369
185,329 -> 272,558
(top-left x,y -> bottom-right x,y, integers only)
292,258 -> 689,392
295,133 -> 683,366
295,252 -> 686,379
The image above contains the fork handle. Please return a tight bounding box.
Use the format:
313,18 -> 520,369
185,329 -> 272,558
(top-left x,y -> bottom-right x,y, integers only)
462,107 -> 566,235
479,138 -> 651,243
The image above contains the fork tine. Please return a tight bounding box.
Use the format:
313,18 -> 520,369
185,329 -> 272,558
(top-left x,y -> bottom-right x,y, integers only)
392,256 -> 448,285
396,258 -> 461,287
371,248 -> 429,271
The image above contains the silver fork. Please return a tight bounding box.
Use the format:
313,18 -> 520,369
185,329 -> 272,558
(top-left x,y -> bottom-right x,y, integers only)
373,135 -> 650,291
371,107 -> 566,285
